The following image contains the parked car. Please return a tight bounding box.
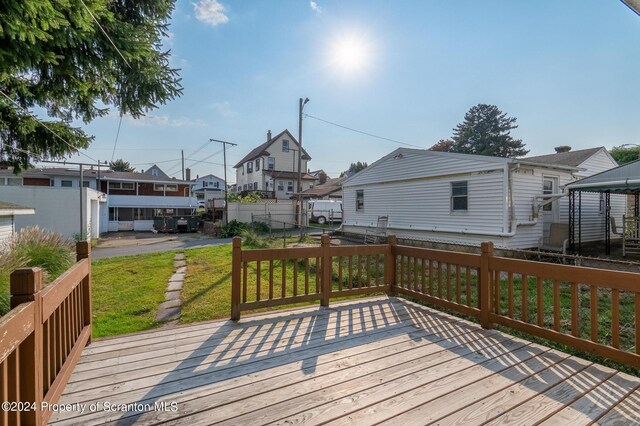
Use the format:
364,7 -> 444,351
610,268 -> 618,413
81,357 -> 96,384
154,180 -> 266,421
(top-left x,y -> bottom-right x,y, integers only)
308,200 -> 342,224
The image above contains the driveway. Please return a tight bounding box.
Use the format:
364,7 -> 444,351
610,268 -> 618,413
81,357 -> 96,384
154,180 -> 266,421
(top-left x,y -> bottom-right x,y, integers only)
92,232 -> 232,259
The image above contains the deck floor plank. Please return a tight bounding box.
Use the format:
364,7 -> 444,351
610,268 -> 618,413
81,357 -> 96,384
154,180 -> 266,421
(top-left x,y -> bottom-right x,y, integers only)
48,296 -> 640,426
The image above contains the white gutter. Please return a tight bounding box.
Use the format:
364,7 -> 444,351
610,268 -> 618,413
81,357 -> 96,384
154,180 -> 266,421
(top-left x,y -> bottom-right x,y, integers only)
567,178 -> 640,191
0,208 -> 35,216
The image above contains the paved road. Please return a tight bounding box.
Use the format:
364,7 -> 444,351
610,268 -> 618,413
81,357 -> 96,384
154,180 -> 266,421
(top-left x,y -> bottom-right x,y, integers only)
92,237 -> 233,259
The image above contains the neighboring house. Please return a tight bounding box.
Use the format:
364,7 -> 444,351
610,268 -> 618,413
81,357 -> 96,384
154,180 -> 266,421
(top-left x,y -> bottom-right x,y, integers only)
0,201 -> 35,246
191,174 -> 226,202
0,164 -> 198,234
234,129 -> 317,199
341,146 -> 624,249
301,176 -> 347,200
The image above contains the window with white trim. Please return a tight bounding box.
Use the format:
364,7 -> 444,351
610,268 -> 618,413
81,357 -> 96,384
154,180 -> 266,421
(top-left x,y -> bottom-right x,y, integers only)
268,157 -> 275,170
247,162 -> 253,173
451,181 -> 468,211
282,140 -> 289,152
542,178 -> 553,212
287,181 -> 294,192
356,190 -> 364,211
255,159 -> 260,171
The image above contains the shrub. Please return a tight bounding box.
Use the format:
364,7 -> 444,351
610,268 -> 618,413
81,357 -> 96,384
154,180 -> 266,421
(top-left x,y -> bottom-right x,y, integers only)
250,221 -> 271,234
240,229 -> 269,249
219,220 -> 247,238
8,227 -> 75,279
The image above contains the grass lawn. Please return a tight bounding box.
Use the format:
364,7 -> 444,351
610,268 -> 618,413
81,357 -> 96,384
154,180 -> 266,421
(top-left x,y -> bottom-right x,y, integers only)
91,251 -> 175,338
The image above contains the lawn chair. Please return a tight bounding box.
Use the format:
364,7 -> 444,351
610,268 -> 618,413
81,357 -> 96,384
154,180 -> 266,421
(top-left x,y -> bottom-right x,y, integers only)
538,223 -> 569,260
364,216 -> 389,244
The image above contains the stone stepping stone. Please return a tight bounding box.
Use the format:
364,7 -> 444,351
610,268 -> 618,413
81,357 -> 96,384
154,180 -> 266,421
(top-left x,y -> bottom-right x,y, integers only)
165,291 -> 181,301
157,253 -> 188,324
167,281 -> 183,292
155,306 -> 180,322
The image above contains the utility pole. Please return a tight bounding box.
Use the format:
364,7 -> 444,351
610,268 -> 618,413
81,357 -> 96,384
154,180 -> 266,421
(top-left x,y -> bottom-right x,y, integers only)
181,150 -> 185,180
210,138 -> 237,226
298,97 -> 309,226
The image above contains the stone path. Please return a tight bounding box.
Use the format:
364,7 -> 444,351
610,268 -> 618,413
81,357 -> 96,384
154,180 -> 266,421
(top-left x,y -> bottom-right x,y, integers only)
155,253 -> 186,323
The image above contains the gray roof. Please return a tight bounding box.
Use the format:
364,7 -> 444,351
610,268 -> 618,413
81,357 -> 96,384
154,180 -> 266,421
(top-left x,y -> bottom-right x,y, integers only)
567,159 -> 640,193
0,201 -> 35,215
0,167 -> 193,184
523,147 -> 604,167
233,129 -> 311,168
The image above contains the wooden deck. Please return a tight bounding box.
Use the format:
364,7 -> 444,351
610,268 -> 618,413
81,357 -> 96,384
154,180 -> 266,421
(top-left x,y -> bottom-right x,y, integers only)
50,296 -> 640,425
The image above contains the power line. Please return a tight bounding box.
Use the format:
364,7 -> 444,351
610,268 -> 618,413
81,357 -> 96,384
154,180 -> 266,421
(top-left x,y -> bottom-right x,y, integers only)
110,113 -> 124,162
0,89 -> 99,163
79,0 -> 131,68
303,113 -> 423,149
0,142 -> 43,161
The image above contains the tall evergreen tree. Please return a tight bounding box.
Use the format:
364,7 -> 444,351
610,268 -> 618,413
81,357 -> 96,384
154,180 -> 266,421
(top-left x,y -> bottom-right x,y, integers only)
451,104 -> 528,157
0,0 -> 183,171
109,159 -> 135,172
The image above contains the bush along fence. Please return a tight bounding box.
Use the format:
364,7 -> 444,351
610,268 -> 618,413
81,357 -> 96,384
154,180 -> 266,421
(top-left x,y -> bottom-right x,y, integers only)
231,235 -> 640,369
0,242 -> 92,426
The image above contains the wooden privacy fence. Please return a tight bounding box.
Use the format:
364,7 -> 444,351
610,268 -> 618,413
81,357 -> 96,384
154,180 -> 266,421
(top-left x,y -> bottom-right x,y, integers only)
0,242 -> 92,426
232,236 -> 640,368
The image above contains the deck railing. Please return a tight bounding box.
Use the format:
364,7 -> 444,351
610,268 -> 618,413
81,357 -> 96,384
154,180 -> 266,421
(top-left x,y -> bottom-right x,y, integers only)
0,242 -> 92,426
231,236 -> 640,368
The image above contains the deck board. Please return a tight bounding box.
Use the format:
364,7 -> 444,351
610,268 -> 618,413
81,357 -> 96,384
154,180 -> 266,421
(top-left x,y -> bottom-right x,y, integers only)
50,296 -> 640,425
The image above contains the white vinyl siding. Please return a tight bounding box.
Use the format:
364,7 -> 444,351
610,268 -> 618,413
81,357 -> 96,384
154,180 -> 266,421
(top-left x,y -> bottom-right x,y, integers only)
0,215 -> 13,245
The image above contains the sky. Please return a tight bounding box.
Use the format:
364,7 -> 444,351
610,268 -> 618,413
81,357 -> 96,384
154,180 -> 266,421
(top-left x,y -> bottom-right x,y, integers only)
66,0 -> 640,183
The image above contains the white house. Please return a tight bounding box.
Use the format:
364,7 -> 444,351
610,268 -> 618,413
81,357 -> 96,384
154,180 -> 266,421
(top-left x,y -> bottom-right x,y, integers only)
192,174 -> 226,202
234,129 -> 317,199
0,201 -> 35,246
341,146 -> 624,249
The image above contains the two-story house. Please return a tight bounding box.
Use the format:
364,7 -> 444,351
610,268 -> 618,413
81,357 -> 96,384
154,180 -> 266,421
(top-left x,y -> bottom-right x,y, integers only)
191,174 -> 226,202
234,129 -> 317,199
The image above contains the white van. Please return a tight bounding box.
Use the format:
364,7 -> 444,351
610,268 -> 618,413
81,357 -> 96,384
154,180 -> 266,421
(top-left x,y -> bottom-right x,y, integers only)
308,200 -> 342,224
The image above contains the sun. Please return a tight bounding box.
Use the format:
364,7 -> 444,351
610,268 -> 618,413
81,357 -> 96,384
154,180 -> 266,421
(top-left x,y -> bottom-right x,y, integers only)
329,34 -> 370,74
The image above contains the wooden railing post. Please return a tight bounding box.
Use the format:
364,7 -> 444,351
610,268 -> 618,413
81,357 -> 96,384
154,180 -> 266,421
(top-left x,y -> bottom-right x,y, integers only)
386,235 -> 397,296
480,241 -> 494,329
320,234 -> 332,307
76,241 -> 93,344
10,268 -> 44,425
231,237 -> 242,320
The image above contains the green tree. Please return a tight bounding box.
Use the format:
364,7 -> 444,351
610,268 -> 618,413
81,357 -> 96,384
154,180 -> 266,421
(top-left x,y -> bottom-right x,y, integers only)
610,145 -> 640,165
341,161 -> 368,177
109,159 -> 135,172
0,0 -> 182,171
429,139 -> 454,152
451,104 -> 528,157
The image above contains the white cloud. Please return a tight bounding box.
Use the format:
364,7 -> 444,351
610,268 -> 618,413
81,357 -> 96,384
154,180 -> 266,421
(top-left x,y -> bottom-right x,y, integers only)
210,101 -> 238,118
125,114 -> 206,128
310,1 -> 322,14
193,0 -> 229,26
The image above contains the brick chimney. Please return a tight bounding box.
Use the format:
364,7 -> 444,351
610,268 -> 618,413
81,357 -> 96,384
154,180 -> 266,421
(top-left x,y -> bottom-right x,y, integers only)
554,146 -> 572,153
267,130 -> 272,141
185,168 -> 191,181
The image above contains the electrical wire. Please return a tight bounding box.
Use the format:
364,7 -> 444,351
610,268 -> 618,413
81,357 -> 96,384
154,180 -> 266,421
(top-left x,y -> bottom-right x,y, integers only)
0,90 -> 99,163
79,0 -> 131,68
303,113 -> 423,149
0,141 -> 43,161
110,113 -> 124,162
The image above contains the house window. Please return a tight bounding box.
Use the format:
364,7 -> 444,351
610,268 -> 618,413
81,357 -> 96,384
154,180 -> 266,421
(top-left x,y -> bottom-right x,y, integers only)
214,181 -> 219,188
277,181 -> 284,191
282,140 -> 289,152
122,182 -> 134,190
165,184 -> 178,192
542,178 -> 553,212
287,181 -> 294,192
202,181 -> 208,187
247,162 -> 253,173
243,184 -> 248,191
61,180 -> 73,187
255,159 -> 260,171
356,190 -> 364,211
268,157 -> 275,170
7,177 -> 21,186
82,181 -> 90,188
151,168 -> 159,176
253,182 -> 258,190
109,182 -> 134,190
451,181 -> 468,211
154,184 -> 164,191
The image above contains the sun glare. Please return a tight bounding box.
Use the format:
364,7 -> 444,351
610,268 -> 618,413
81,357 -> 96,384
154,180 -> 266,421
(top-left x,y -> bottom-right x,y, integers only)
329,35 -> 370,74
